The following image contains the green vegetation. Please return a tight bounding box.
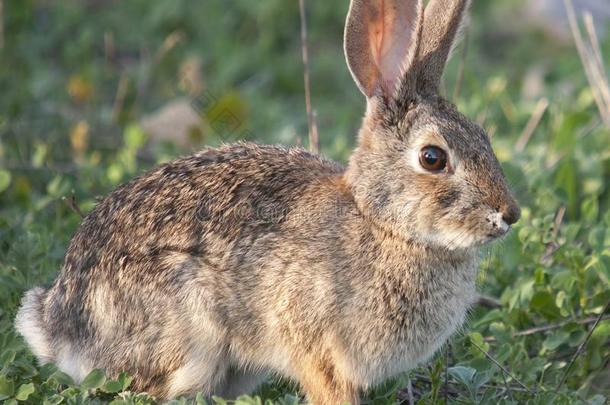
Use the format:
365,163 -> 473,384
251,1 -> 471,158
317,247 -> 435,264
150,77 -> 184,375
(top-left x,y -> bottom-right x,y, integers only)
0,1 -> 609,404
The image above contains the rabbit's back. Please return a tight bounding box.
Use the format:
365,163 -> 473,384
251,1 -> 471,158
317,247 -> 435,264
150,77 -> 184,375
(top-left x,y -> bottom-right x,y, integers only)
30,142 -> 346,395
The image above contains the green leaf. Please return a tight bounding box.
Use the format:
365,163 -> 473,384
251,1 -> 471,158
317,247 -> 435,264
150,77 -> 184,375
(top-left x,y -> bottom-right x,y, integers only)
448,366 -> 476,387
0,375 -> 15,400
0,350 -> 16,367
0,170 -> 11,193
124,124 -> 147,150
212,396 -> 228,405
14,382 -> 35,401
43,394 -> 64,405
80,369 -> 106,390
118,371 -> 133,390
49,370 -> 74,386
543,331 -> 570,351
587,394 -> 607,405
581,195 -> 599,223
530,290 -> 560,319
195,392 -> 209,405
39,363 -> 59,380
102,379 -> 123,394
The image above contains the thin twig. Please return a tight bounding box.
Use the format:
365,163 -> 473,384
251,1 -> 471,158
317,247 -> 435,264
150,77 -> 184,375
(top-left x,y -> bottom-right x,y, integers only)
410,373 -> 531,394
62,195 -> 85,218
484,315 -> 610,342
453,28 -> 470,102
500,367 -> 514,402
470,340 -> 534,394
555,300 -> 610,393
298,0 -> 319,154
515,98 -> 549,152
477,294 -> 502,309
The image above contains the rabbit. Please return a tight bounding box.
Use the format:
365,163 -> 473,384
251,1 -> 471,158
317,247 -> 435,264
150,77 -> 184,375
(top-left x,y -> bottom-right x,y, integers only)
15,0 -> 520,403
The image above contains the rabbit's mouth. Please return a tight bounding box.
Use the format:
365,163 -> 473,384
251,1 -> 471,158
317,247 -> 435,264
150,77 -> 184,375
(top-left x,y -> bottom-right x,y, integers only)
421,213 -> 513,251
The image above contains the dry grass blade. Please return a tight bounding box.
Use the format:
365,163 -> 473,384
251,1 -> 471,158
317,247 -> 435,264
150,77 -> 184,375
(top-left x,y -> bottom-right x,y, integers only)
0,0 -> 4,50
453,28 -> 470,102
583,13 -> 610,110
112,73 -> 129,123
515,98 -> 549,152
62,195 -> 85,219
564,0 -> 610,126
298,0 -> 319,153
154,31 -> 184,64
555,300 -> 610,393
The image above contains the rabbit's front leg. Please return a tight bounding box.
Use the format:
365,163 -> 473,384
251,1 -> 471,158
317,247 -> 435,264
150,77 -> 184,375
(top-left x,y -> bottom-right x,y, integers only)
296,356 -> 360,405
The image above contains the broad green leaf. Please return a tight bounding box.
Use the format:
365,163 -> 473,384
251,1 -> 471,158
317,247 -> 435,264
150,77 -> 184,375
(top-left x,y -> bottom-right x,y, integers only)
80,369 -> 106,390
0,350 -> 16,367
543,331 -> 569,351
530,290 -> 560,319
49,370 -> 74,386
118,371 -> 133,390
0,375 -> 15,400
43,394 -> 64,405
102,379 -> 123,393
15,382 -> 35,401
448,366 -> 476,387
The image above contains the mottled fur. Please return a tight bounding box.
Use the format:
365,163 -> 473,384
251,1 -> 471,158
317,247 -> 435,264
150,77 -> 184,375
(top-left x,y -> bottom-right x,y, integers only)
16,0 -> 519,403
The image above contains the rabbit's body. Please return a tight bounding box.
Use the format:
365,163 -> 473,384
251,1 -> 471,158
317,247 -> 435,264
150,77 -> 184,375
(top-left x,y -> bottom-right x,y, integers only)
18,142 -> 477,399
17,1 -> 521,403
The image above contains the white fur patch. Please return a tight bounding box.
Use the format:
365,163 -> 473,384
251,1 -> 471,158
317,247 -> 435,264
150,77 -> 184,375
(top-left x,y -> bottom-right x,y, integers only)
167,345 -> 226,398
56,344 -> 93,383
15,288 -> 54,364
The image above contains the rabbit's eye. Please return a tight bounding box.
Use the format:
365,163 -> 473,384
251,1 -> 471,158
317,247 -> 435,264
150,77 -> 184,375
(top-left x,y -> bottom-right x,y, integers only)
419,146 -> 447,172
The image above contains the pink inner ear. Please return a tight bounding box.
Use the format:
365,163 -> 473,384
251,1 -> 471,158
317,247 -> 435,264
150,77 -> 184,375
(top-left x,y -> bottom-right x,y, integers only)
367,2 -> 419,97
344,0 -> 421,99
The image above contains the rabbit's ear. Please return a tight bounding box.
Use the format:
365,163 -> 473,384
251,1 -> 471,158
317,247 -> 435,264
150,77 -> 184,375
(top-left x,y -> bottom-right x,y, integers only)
344,0 -> 423,99
415,0 -> 470,95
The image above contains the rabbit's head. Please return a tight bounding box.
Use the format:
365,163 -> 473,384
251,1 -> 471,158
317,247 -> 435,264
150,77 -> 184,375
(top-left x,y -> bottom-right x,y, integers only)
344,0 -> 520,250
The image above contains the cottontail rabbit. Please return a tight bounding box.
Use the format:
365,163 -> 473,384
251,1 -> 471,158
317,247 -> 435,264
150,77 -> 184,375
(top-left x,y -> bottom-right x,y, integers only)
16,0 -> 520,403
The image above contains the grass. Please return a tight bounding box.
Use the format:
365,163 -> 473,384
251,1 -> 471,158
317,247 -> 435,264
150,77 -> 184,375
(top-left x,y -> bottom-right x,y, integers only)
0,1 -> 609,404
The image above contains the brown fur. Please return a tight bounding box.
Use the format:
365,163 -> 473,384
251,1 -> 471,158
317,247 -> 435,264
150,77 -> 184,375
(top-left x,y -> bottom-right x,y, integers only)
16,1 -> 519,404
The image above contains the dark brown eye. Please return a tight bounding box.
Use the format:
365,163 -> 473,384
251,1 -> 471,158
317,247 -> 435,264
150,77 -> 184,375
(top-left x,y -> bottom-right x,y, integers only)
419,146 -> 448,172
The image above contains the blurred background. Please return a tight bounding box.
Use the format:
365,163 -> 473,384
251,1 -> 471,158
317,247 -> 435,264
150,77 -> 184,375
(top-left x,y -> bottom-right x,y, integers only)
0,0 -> 609,404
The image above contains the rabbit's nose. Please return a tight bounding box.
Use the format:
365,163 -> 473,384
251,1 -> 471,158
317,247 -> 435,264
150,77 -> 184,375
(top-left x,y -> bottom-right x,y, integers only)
501,203 -> 521,226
